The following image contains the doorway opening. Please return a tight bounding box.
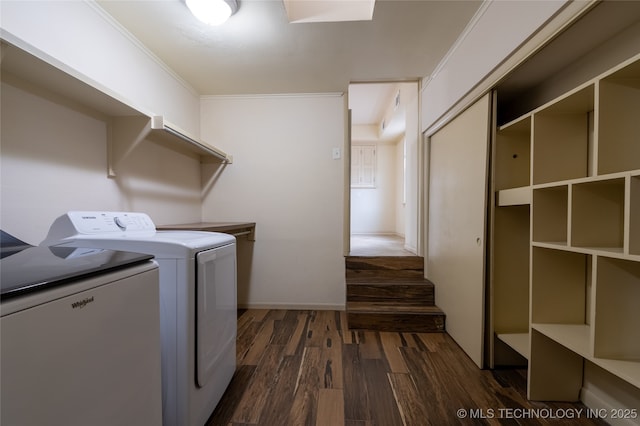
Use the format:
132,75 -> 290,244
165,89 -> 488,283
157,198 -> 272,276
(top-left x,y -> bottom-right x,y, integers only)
348,81 -> 420,256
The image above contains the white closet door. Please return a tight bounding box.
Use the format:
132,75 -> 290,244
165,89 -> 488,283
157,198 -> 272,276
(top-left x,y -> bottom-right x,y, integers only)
427,93 -> 492,368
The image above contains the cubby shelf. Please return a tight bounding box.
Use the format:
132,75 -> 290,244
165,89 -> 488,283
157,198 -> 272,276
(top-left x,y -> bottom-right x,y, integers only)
496,333 -> 530,360
532,84 -> 594,185
532,323 -> 640,391
532,186 -> 568,244
532,323 -> 591,358
593,257 -> 640,360
491,53 -> 640,403
496,115 -> 531,191
598,59 -> 640,175
571,178 -> 625,250
491,203 -> 530,367
631,174 -> 640,256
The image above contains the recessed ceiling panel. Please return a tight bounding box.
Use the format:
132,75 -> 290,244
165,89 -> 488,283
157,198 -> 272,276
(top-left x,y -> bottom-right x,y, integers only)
283,0 -> 375,23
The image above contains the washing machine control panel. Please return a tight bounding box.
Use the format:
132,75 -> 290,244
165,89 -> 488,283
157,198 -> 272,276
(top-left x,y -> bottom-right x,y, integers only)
65,211 -> 156,235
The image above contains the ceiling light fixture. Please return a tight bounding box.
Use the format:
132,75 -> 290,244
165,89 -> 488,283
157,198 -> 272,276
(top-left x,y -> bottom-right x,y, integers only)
186,0 -> 238,26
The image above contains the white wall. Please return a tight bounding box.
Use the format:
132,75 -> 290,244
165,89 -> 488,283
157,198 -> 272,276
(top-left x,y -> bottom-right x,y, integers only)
395,139 -> 405,237
421,0 -> 570,133
350,142 -> 397,235
0,0 -> 200,136
0,78 -> 202,245
199,94 -> 346,309
403,88 -> 419,253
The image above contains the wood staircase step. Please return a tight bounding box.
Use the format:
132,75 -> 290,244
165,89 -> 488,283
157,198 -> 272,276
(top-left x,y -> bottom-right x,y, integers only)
345,254 -> 445,333
347,280 -> 435,305
347,302 -> 445,333
346,256 -> 423,271
346,269 -> 424,280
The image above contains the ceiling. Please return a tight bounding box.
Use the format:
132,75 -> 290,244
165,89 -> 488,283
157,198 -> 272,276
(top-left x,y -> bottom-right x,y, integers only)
96,0 -> 482,103
348,82 -> 400,125
348,81 -> 416,143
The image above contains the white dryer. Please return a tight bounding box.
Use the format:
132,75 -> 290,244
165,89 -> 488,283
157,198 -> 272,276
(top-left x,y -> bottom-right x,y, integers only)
42,211 -> 237,426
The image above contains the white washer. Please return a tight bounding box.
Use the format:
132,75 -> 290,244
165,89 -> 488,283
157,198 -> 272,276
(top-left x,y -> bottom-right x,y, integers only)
1,242 -> 162,426
42,211 -> 237,426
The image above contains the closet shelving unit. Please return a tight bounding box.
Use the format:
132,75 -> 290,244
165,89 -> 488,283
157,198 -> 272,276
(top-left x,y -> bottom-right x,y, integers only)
491,54 -> 640,401
0,39 -> 232,177
491,114 -> 532,362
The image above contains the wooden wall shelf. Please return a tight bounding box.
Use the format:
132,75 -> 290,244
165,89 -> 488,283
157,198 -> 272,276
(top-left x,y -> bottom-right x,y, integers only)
157,222 -> 256,241
0,39 -> 232,178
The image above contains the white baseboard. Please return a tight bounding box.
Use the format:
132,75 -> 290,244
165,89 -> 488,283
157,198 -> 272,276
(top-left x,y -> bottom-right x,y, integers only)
581,387 -> 640,426
239,303 -> 346,311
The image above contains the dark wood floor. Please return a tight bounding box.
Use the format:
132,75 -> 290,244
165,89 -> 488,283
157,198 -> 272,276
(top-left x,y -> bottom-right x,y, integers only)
206,310 -> 607,426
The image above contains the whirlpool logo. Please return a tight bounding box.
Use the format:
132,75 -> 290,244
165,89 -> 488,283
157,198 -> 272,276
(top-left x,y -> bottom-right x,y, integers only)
71,296 -> 94,309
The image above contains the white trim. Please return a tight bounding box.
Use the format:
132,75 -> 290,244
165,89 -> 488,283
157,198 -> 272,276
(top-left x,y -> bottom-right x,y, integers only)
580,386 -> 638,426
201,92 -> 345,100
239,303 -> 346,311
86,0 -> 200,98
422,0 -> 492,85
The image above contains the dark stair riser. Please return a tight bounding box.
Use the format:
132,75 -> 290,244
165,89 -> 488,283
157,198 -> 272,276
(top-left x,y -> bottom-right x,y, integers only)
347,283 -> 435,305
346,256 -> 423,271
347,312 -> 445,333
346,269 -> 424,280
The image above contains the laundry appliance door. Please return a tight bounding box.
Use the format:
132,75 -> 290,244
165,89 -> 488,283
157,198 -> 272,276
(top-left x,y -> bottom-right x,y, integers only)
195,242 -> 237,387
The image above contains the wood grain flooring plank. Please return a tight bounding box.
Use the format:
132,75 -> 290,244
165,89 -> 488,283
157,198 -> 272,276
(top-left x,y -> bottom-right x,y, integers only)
290,347 -> 322,425
362,358 -> 404,426
316,388 -> 345,426
380,332 -> 409,373
272,309 -> 304,345
257,354 -> 305,426
285,312 -> 310,356
431,336 -> 506,414
236,321 -> 267,365
306,311 -> 345,390
338,310 -> 355,345
399,346 -> 458,425
231,344 -> 286,424
242,319 -> 274,366
342,344 -> 372,423
357,331 -> 382,360
414,331 -> 448,353
419,349 -> 481,422
388,372 -> 428,426
320,330 -> 343,389
306,310 -> 338,347
206,365 -> 256,426
402,333 -> 429,351
267,309 -> 287,321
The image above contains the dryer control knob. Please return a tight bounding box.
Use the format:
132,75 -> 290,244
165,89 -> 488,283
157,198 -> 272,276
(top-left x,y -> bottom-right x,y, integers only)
114,216 -> 127,231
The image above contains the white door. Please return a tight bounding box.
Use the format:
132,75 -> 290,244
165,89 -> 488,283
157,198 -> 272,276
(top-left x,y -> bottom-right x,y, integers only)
427,93 -> 492,368
195,243 -> 237,387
